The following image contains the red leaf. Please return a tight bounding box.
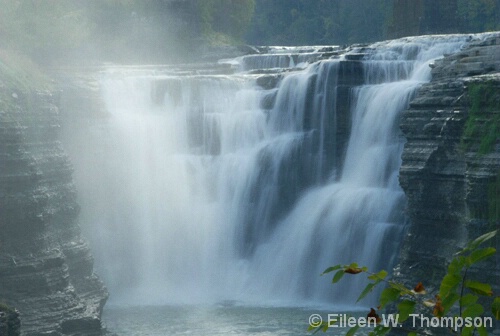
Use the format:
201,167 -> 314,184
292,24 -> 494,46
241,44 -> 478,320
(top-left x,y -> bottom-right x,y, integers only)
367,308 -> 381,324
433,295 -> 444,317
345,267 -> 363,274
414,282 -> 425,293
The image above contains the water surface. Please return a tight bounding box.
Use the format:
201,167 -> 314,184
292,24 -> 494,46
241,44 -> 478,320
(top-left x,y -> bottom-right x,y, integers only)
103,305 -> 367,336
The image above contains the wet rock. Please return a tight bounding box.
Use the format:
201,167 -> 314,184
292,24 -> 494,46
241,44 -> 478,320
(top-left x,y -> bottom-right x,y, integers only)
260,89 -> 278,110
397,33 -> 500,297
0,83 -> 108,335
344,53 -> 365,60
256,74 -> 281,90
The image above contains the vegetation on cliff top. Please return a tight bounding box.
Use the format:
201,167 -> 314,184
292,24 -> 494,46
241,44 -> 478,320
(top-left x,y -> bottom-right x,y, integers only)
0,302 -> 15,314
1,0 -> 500,64
0,0 -> 255,64
245,0 -> 500,45
462,81 -> 500,155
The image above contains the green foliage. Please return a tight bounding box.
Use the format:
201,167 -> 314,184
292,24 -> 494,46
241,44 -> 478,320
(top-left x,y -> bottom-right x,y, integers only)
378,287 -> 401,309
1,0 -> 499,64
0,302 -> 15,314
314,230 -> 499,335
0,0 -> 257,63
457,0 -> 500,32
462,82 -> 500,155
247,0 -> 500,45
358,270 -> 388,303
195,0 -> 255,44
246,0 -> 393,45
489,171 -> 500,223
464,169 -> 500,225
492,297 -> 500,319
398,300 -> 416,322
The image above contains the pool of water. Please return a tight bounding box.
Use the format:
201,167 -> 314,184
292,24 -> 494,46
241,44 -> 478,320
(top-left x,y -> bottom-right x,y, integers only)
103,305 -> 369,336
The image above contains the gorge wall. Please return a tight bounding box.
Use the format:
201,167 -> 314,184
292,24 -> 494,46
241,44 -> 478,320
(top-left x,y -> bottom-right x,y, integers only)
0,70 -> 108,335
397,34 -> 500,294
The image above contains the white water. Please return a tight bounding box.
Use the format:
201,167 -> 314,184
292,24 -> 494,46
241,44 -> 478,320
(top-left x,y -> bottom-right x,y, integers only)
235,46 -> 340,71
66,36 -> 472,308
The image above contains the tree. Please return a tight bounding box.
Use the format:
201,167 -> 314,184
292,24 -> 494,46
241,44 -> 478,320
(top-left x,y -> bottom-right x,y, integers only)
457,0 -> 500,32
196,0 -> 256,44
245,0 -> 392,46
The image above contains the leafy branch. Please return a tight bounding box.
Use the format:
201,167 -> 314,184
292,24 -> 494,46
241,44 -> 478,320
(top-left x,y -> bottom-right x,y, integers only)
310,230 -> 500,336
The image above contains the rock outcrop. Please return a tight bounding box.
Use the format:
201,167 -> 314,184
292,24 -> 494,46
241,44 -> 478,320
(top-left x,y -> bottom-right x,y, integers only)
0,70 -> 108,335
397,34 -> 500,296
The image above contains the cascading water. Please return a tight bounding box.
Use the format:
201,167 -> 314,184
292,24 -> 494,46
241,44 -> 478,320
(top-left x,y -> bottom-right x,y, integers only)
66,36 -> 471,308
231,46 -> 339,71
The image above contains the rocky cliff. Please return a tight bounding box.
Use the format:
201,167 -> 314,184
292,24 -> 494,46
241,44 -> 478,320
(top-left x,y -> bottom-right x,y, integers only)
0,67 -> 108,335
397,34 -> 500,296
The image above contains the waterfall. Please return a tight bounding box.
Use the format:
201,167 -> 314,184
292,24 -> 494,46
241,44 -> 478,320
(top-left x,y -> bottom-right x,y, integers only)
67,36 -> 470,307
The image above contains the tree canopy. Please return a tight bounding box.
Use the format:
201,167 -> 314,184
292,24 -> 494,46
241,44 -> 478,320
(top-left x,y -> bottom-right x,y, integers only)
246,0 -> 393,45
1,0 -> 499,64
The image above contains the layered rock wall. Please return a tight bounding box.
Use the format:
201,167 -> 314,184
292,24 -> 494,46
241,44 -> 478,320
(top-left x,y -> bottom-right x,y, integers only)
397,34 -> 500,295
0,73 -> 108,335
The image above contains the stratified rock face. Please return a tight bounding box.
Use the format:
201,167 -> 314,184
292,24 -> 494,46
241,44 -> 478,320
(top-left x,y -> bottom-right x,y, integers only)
397,34 -> 500,292
0,82 -> 108,335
